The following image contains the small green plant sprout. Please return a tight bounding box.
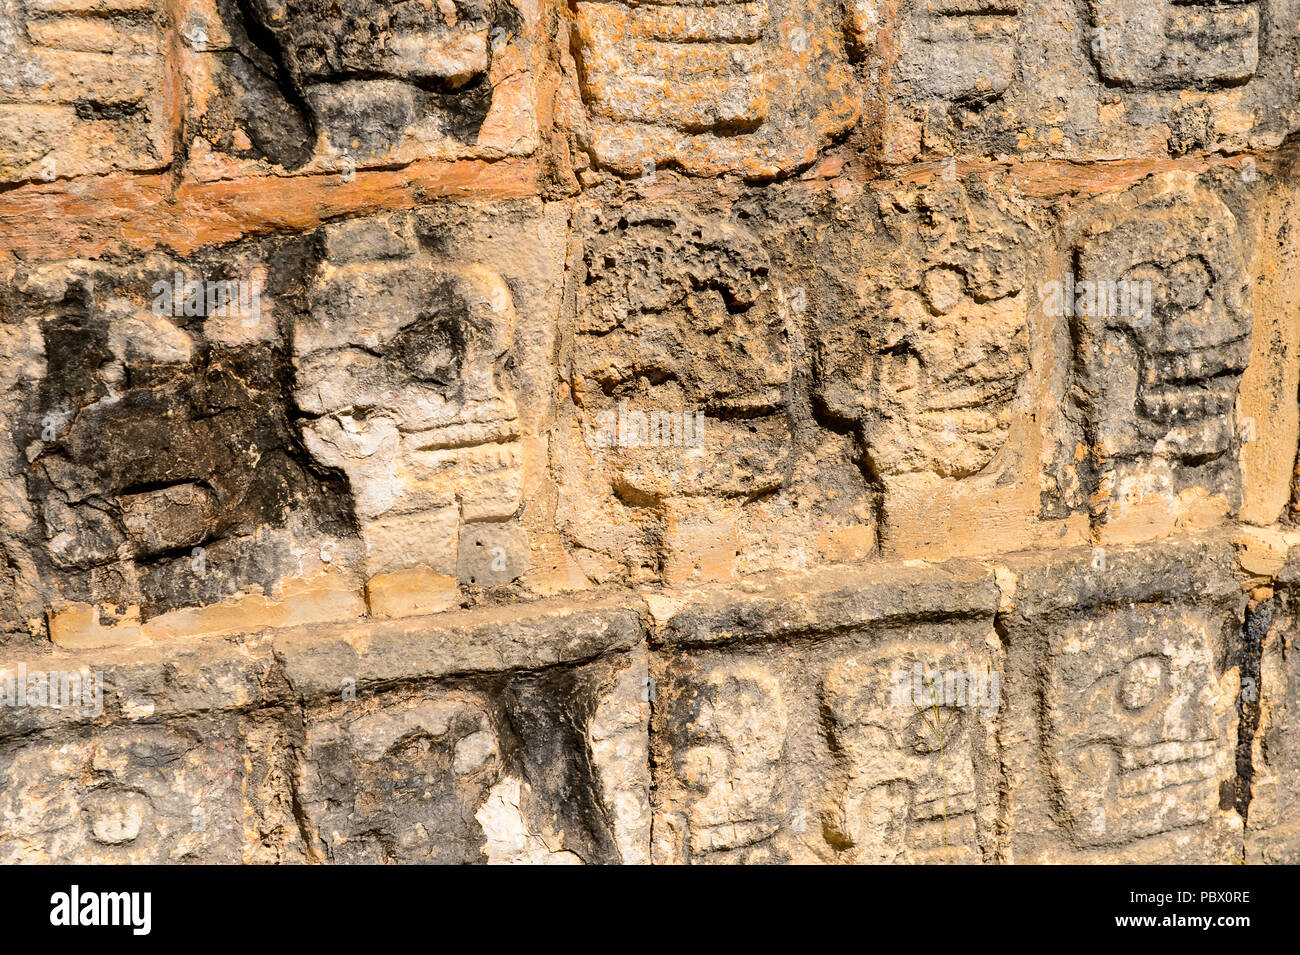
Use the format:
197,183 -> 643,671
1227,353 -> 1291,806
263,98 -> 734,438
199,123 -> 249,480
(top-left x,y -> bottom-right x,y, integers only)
913,671 -> 953,864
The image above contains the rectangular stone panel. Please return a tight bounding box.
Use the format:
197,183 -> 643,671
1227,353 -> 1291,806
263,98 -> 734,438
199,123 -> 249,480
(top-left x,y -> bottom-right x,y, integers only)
294,201 -> 565,601
1246,568 -> 1300,863
882,0 -> 1300,165
571,0 -> 868,178
0,198 -> 568,643
1045,171 -> 1257,544
999,536 -> 1245,863
295,648 -> 651,864
0,711 -> 299,862
557,196 -> 876,585
0,0 -> 171,183
178,0 -> 544,180
806,173 -> 1058,558
0,244 -> 365,647
649,560 -> 1004,864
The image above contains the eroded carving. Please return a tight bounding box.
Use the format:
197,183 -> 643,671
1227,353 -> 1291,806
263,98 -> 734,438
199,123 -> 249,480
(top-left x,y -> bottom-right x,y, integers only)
572,206 -> 791,502
814,182 -> 1033,482
572,0 -> 869,178
0,0 -> 169,182
896,0 -> 1024,102
1069,178 -> 1251,522
654,663 -> 789,863
822,646 -> 997,863
0,718 -> 292,863
298,656 -> 649,864
1246,595 -> 1300,863
1042,607 -> 1234,848
228,0 -> 530,164
1,254 -> 356,625
294,214 -> 526,583
1087,0 -> 1261,89
299,694 -> 503,863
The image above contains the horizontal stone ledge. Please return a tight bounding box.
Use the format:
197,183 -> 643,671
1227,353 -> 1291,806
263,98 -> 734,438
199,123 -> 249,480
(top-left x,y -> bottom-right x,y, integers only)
993,532 -> 1243,621
1,150 -> 1280,267
875,152 -> 1266,201
651,558 -> 1000,648
650,530 -> 1252,648
271,593 -> 647,702
0,556 -> 997,736
0,528 -> 1263,740
0,591 -> 648,740
0,158 -> 542,265
0,631 -> 282,743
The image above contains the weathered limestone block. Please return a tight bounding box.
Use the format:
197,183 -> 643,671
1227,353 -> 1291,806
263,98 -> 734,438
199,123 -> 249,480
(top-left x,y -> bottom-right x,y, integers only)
1245,574 -> 1300,863
295,215 -> 524,578
0,632 -> 286,744
883,0 -> 1300,164
1043,611 -> 1229,847
0,0 -> 171,182
588,645 -> 654,863
999,537 -> 1245,863
0,713 -> 299,863
1238,151 -> 1300,528
653,659 -> 791,862
559,202 -> 796,582
0,249 -> 363,645
571,0 -> 871,179
297,690 -> 507,863
180,0 -> 543,178
572,204 -> 790,498
272,591 -> 646,697
293,202 -> 564,601
1087,0 -> 1260,90
815,179 -> 1034,483
822,641 -> 999,865
808,175 -> 1067,557
295,649 -> 650,863
1062,174 -> 1252,539
650,560 -> 1003,864
894,0 -> 1023,102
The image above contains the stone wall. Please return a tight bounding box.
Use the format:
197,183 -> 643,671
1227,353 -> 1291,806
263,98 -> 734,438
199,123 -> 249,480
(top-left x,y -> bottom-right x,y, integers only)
1,0 -> 1298,863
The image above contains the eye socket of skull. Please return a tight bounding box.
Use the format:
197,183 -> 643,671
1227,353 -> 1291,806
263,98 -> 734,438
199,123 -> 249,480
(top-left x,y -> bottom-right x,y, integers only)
1118,262 -> 1163,312
387,312 -> 466,386
1165,256 -> 1214,311
922,266 -> 969,316
1117,655 -> 1167,713
1119,257 -> 1212,325
393,273 -> 515,403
